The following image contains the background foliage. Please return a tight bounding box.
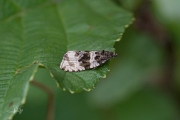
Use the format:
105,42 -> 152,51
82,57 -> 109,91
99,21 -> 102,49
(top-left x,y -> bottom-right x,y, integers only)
0,0 -> 132,119
1,0 -> 180,120
16,0 -> 180,118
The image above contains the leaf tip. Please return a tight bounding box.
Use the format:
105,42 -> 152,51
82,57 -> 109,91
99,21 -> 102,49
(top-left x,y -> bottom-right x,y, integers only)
83,88 -> 91,92
21,97 -> 26,105
124,24 -> 129,28
102,74 -> 106,78
63,88 -> 66,91
116,38 -> 121,42
69,90 -> 75,94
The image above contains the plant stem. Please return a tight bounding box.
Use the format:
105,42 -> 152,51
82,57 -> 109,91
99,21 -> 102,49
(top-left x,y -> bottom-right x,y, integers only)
30,80 -> 55,120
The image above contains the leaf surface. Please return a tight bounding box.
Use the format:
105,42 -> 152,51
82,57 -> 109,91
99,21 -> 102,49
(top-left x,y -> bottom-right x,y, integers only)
0,0 -> 132,119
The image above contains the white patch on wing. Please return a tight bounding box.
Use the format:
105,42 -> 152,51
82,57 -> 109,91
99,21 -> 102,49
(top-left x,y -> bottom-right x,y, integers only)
89,51 -> 99,68
60,51 -> 85,72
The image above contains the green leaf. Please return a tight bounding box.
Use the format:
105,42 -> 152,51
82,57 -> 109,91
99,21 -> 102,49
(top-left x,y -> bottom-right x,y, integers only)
0,0 -> 132,119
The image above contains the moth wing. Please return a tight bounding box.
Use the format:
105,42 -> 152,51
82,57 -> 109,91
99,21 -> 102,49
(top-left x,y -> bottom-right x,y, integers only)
60,51 -> 85,72
88,51 -> 101,68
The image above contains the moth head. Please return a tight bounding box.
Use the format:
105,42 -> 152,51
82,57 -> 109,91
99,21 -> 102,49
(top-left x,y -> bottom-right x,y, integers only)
110,52 -> 117,58
101,50 -> 117,58
113,53 -> 118,58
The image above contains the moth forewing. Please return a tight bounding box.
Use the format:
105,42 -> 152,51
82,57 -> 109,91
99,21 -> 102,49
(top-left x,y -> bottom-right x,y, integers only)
60,50 -> 117,72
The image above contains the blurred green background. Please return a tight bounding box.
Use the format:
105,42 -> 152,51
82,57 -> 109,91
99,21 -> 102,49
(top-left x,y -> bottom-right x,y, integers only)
14,0 -> 180,120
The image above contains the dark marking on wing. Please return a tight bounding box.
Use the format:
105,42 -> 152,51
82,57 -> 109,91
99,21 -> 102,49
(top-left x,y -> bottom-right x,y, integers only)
83,62 -> 91,69
95,55 -> 100,60
78,52 -> 91,69
78,52 -> 90,62
75,52 -> 79,57
62,67 -> 65,70
95,52 -> 99,54
64,53 -> 69,61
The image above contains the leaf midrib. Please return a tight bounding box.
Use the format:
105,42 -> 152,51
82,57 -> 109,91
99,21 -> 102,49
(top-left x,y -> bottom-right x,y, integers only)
53,4 -> 71,87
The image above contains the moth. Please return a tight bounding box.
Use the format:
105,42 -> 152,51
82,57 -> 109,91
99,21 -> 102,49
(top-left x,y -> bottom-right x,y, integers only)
60,50 -> 117,72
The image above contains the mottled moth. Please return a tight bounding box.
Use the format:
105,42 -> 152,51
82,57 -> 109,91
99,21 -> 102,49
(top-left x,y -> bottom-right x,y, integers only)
60,50 -> 117,72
